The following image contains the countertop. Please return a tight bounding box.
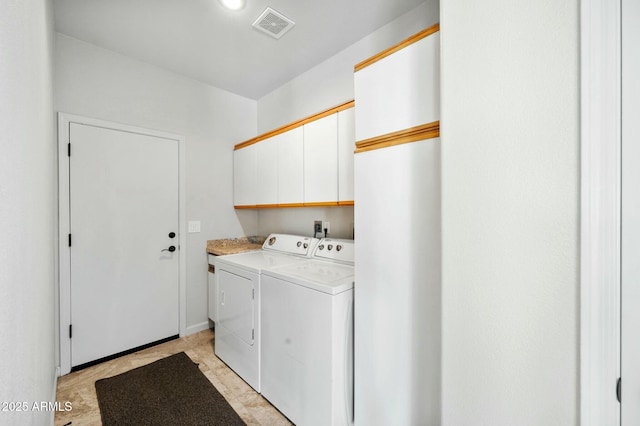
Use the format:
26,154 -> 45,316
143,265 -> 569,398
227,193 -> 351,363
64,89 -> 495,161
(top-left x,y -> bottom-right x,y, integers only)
206,236 -> 265,256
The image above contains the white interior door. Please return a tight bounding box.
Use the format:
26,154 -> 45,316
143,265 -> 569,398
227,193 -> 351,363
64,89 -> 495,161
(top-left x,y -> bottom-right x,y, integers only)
621,0 -> 640,421
69,122 -> 179,367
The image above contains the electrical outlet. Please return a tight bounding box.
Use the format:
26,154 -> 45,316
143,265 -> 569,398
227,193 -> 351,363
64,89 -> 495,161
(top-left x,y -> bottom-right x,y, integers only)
314,220 -> 322,234
322,221 -> 330,235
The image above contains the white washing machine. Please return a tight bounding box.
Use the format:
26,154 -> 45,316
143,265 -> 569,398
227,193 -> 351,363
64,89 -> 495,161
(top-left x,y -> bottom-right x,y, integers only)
261,238 -> 355,426
214,234 -> 318,392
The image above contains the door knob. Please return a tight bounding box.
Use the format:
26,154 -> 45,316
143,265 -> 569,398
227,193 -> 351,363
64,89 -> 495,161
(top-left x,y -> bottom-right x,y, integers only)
161,245 -> 176,253
168,232 -> 176,238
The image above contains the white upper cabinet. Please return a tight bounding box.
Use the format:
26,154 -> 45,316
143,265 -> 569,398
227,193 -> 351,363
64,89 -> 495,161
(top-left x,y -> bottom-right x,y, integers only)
277,126 -> 304,204
304,114 -> 338,203
354,31 -> 440,141
255,135 -> 279,205
337,108 -> 355,202
232,103 -> 354,207
233,144 -> 257,206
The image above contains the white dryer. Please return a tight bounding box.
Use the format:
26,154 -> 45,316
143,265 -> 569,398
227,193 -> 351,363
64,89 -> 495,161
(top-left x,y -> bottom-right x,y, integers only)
261,238 -> 355,426
214,234 -> 318,392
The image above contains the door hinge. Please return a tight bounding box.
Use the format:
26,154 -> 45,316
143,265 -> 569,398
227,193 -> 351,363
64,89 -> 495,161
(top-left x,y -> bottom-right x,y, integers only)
68,234 -> 72,247
252,329 -> 254,340
67,143 -> 71,157
617,377 -> 621,403
69,324 -> 72,339
252,288 -> 255,299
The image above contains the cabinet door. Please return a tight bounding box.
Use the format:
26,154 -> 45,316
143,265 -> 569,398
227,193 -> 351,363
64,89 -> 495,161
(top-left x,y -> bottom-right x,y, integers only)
277,126 -> 304,204
354,137 -> 441,425
233,145 -> 257,206
304,114 -> 338,203
354,31 -> 440,141
338,108 -> 355,202
255,136 -> 279,205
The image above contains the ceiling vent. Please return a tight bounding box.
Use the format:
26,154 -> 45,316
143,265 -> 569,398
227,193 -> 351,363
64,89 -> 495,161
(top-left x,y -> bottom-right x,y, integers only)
252,7 -> 295,39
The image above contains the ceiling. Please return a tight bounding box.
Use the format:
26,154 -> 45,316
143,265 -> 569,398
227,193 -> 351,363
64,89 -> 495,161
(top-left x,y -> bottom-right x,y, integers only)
53,0 -> 427,100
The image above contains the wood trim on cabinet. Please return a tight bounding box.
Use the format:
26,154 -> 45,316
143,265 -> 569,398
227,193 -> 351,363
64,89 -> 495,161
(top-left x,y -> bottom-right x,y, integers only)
302,201 -> 339,207
234,100 -> 355,150
277,203 -> 307,209
355,121 -> 440,153
233,201 -> 354,210
354,23 -> 440,72
234,204 -> 290,209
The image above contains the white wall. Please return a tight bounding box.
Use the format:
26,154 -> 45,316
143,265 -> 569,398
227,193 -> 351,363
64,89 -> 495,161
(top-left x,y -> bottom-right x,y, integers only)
258,207 -> 354,240
440,0 -> 580,424
622,0 -> 640,421
255,0 -> 439,238
54,34 -> 257,332
0,0 -> 57,423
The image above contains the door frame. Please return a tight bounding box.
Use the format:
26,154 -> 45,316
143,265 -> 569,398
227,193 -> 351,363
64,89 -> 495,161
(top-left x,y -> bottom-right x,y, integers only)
57,113 -> 187,375
580,0 -> 621,423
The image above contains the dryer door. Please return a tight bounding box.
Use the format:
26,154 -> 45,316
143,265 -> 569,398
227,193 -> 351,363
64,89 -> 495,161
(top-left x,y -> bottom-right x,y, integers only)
218,269 -> 255,345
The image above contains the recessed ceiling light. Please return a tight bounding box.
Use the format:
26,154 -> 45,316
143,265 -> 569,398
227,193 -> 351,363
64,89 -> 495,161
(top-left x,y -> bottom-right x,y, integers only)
218,0 -> 246,11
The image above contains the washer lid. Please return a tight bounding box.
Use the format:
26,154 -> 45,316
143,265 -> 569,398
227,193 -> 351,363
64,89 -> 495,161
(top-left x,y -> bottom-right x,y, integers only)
264,259 -> 354,295
214,250 -> 308,273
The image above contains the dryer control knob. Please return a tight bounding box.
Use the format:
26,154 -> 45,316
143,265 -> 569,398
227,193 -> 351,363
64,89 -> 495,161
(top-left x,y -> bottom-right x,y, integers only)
328,244 -> 333,251
297,241 -> 302,247
303,243 -> 308,249
318,244 -> 325,250
336,245 -> 343,252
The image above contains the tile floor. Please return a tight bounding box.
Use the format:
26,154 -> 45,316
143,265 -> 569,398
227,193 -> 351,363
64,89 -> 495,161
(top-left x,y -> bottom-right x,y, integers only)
54,328 -> 291,425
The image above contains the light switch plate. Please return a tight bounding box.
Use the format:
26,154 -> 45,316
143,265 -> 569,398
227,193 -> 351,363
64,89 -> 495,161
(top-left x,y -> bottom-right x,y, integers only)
188,221 -> 201,233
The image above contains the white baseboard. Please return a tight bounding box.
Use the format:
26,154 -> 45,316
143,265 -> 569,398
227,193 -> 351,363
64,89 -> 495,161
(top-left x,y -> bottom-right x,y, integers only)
50,366 -> 60,426
183,321 -> 210,336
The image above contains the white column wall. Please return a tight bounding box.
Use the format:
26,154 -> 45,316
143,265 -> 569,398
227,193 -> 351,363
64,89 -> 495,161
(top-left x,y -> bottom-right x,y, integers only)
0,0 -> 58,423
622,0 -> 640,422
440,0 -> 580,424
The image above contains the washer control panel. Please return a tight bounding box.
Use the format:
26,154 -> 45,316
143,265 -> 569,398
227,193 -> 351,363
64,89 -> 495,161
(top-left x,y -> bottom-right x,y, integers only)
313,238 -> 355,264
262,234 -> 319,257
